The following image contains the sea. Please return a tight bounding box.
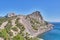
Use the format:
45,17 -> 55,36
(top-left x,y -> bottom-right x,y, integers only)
40,22 -> 60,40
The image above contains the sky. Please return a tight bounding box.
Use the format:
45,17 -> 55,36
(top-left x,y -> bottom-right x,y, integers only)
0,0 -> 60,22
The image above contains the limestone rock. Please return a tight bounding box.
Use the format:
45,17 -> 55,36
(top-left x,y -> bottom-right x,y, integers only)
7,13 -> 16,17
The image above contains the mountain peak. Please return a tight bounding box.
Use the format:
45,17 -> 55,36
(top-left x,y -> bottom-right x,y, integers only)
27,11 -> 43,21
0,11 -> 53,40
31,11 -> 40,16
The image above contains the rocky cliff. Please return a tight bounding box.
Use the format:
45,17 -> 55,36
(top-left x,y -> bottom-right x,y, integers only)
0,11 -> 53,40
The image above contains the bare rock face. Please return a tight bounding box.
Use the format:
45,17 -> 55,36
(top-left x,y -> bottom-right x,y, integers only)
29,11 -> 43,20
0,11 -> 53,39
7,13 -> 16,17
0,21 -> 8,29
13,11 -> 53,37
27,11 -> 43,22
0,37 -> 4,40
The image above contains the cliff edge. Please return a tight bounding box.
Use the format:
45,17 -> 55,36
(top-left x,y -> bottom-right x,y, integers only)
0,11 -> 53,40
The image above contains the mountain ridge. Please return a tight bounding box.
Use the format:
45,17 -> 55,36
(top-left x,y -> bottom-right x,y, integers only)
0,11 -> 53,40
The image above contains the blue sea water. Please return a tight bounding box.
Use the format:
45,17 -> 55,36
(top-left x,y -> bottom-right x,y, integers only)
41,22 -> 60,40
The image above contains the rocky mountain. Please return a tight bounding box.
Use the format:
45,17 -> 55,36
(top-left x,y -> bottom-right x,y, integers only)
0,11 -> 53,40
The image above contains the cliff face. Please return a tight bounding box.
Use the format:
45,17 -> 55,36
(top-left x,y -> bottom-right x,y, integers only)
26,11 -> 53,37
0,11 -> 53,40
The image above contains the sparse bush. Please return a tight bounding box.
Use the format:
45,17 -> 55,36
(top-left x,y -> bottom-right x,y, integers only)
5,20 -> 12,33
13,34 -> 24,40
0,17 -> 8,25
8,31 -> 13,36
32,25 -> 38,30
15,18 -> 20,24
0,29 -> 9,40
12,27 -> 18,31
15,18 -> 25,32
30,18 -> 40,24
30,18 -> 40,30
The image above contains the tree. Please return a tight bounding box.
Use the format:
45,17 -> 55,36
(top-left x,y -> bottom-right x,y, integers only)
0,29 -> 10,40
13,34 -> 24,40
12,27 -> 18,31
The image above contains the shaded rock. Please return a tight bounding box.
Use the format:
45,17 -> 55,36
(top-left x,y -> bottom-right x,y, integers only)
6,13 -> 16,17
0,37 -> 4,40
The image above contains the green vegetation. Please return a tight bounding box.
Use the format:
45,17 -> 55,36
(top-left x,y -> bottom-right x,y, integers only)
0,29 -> 39,40
0,29 -> 10,40
15,18 -> 20,24
30,18 -> 40,24
5,20 -> 13,37
12,27 -> 18,31
0,17 -> 8,25
0,16 -> 17,25
0,17 -> 40,40
13,34 -> 24,40
15,18 -> 25,38
8,31 -> 13,36
24,32 -> 39,40
15,18 -> 25,32
5,20 -> 12,33
25,32 -> 30,40
29,37 -> 39,40
30,18 -> 40,30
16,23 -> 25,31
32,25 -> 38,30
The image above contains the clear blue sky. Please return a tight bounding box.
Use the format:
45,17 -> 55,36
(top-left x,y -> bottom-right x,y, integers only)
0,0 -> 60,22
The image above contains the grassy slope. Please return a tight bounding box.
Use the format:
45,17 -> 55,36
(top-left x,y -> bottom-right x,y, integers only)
0,17 -> 40,40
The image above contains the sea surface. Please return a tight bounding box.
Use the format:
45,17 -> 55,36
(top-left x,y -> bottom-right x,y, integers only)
40,22 -> 60,40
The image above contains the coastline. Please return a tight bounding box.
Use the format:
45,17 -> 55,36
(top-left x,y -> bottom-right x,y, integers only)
39,22 -> 60,40
38,24 -> 54,40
